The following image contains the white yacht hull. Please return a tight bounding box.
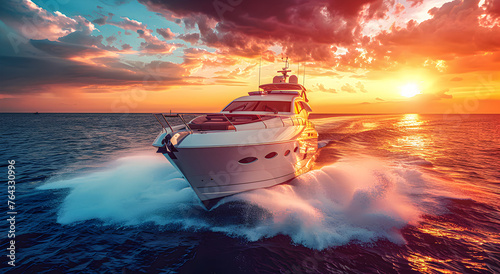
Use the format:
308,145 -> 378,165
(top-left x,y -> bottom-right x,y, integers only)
155,123 -> 318,208
165,139 -> 317,204
153,64 -> 318,208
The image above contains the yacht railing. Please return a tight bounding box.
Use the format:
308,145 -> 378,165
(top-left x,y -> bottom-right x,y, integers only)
153,113 -> 312,133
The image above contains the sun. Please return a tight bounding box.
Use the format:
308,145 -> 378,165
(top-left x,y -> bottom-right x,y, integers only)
400,83 -> 421,98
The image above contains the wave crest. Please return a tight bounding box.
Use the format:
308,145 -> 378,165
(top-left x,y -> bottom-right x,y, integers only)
39,155 -> 426,250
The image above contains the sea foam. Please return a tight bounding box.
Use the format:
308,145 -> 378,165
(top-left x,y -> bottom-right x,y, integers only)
40,154 -> 432,250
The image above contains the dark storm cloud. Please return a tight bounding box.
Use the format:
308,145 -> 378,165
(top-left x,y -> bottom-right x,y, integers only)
0,54 -> 186,94
0,28 -> 186,94
0,0 -> 186,95
30,39 -> 109,58
138,0 -> 394,60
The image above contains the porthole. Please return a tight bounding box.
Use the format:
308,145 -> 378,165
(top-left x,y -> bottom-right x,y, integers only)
284,150 -> 290,156
265,152 -> 278,159
294,147 -> 299,153
238,157 -> 258,164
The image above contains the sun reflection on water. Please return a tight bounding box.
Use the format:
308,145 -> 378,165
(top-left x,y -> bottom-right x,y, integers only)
407,221 -> 493,273
383,114 -> 433,159
397,114 -> 423,129
387,114 -> 497,273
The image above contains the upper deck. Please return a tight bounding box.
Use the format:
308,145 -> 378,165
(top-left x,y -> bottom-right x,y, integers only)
153,58 -> 313,133
232,94 -> 298,102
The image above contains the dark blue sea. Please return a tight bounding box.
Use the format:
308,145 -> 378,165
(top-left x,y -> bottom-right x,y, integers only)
1,113 -> 499,273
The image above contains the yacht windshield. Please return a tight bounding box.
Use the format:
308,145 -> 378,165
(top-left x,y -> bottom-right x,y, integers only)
224,101 -> 291,112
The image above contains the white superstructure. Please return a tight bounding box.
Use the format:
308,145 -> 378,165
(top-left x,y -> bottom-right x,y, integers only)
152,61 -> 318,209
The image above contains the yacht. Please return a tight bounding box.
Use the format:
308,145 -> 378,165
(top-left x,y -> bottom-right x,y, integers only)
152,61 -> 318,209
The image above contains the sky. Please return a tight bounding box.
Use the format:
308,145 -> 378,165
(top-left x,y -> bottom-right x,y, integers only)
0,0 -> 499,113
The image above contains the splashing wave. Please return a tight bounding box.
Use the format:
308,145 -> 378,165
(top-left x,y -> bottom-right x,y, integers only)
39,154 -> 444,250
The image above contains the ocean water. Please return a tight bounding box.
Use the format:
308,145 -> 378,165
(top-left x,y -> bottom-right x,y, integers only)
1,113 -> 499,273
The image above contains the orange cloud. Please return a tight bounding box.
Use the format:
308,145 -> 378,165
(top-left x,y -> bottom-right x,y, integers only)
0,0 -> 499,113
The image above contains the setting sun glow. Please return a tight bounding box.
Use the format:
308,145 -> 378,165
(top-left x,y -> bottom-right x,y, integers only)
0,0 -> 499,114
400,84 -> 422,98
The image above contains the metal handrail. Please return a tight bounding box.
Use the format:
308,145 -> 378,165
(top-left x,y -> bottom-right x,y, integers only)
256,114 -> 267,129
178,114 -> 193,134
153,112 -> 309,134
153,113 -> 173,132
221,113 -> 237,131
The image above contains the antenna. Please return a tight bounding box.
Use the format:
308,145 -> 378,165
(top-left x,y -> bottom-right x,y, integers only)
278,56 -> 291,81
258,56 -> 262,90
297,62 -> 300,81
303,62 -> 306,86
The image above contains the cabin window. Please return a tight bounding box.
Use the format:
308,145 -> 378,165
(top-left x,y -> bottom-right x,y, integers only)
238,157 -> 258,164
253,101 -> 290,112
224,101 -> 258,112
265,152 -> 278,159
223,101 -> 291,112
284,150 -> 291,156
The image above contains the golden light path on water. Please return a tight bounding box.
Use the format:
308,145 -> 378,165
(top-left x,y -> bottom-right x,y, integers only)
380,114 -> 498,273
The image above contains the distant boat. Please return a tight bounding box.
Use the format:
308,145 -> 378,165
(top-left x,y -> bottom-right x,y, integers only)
34,112 -> 39,115
152,59 -> 318,209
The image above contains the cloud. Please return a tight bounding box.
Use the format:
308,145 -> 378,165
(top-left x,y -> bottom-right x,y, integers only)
182,47 -> 238,71
356,81 -> 368,93
156,28 -> 175,40
121,44 -> 133,50
413,88 -> 453,102
0,0 -> 190,95
58,31 -> 118,51
485,0 -> 500,17
341,83 -> 357,93
136,29 -> 180,55
90,15 -> 180,55
340,82 -> 368,93
313,83 -> 337,93
135,0 -> 500,74
0,0 -> 188,96
394,3 -> 405,15
0,54 -> 188,94
435,89 -> 453,99
106,35 -> 118,45
177,33 -> 200,44
1,0 -> 498,115
138,0 -> 395,61
109,16 -> 146,31
92,16 -> 108,26
0,0 -> 95,40
30,39 -> 115,59
368,0 -> 500,71
0,0 -> 125,55
407,0 -> 424,8
112,0 -> 132,6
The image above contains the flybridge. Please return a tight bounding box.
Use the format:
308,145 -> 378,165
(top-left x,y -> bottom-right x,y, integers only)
250,57 -> 309,101
259,83 -> 305,91
248,90 -> 300,96
248,83 -> 307,100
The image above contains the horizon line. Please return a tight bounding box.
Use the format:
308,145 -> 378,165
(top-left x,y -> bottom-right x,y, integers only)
1,112 -> 499,115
